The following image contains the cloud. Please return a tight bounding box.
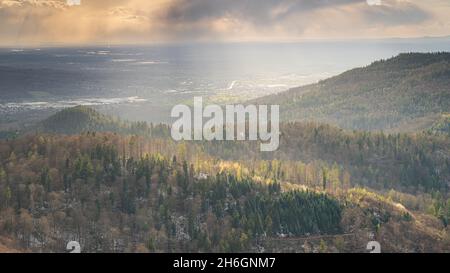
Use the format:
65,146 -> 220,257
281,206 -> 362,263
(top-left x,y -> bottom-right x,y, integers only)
66,0 -> 81,6
361,0 -> 430,26
163,0 -> 363,25
0,0 -> 67,10
158,0 -> 433,40
0,0 -> 445,45
162,0 -> 430,27
366,0 -> 382,6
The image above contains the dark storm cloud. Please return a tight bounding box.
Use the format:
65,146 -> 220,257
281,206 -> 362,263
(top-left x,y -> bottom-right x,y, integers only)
164,0 -> 363,25
157,0 -> 433,40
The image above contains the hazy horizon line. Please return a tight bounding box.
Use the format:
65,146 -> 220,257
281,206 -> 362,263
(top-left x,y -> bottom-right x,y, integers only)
2,34 -> 450,49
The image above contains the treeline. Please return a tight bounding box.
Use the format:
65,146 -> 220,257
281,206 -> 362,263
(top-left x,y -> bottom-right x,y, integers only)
28,106 -> 450,194
201,122 -> 450,194
30,106 -> 450,194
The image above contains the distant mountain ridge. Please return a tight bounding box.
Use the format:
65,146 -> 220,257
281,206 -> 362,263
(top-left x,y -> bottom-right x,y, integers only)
255,52 -> 450,131
37,106 -> 169,137
40,106 -> 127,134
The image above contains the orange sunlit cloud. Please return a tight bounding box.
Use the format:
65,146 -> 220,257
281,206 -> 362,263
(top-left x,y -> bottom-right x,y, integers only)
0,0 -> 449,46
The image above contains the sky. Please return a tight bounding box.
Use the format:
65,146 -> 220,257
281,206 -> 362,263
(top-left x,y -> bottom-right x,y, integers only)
0,0 -> 450,46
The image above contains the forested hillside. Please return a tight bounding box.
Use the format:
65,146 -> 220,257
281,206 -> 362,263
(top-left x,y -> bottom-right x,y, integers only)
203,122 -> 450,194
38,106 -> 169,137
0,133 -> 448,253
32,107 -> 450,194
0,107 -> 449,252
255,53 -> 450,131
0,133 -> 342,252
